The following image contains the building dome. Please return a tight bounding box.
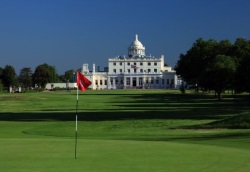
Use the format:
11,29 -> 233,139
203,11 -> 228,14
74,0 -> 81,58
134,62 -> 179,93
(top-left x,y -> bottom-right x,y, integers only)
128,34 -> 145,57
129,34 -> 144,49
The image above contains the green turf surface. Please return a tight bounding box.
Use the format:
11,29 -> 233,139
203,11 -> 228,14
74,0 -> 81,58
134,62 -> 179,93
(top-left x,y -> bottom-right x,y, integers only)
1,138 -> 250,172
0,90 -> 250,171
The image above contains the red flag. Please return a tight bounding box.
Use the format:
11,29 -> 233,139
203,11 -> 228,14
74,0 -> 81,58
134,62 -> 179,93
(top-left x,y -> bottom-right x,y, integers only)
77,71 -> 92,92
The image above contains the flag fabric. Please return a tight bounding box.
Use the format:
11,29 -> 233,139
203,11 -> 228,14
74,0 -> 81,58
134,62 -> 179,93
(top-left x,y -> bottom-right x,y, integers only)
131,65 -> 139,69
77,71 -> 92,92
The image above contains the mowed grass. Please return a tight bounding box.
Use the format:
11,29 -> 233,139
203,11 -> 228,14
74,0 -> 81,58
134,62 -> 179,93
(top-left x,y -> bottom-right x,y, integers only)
0,90 -> 250,172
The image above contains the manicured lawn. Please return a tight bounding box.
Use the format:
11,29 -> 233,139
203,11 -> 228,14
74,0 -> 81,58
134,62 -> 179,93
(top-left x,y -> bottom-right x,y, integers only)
0,90 -> 250,171
1,137 -> 250,172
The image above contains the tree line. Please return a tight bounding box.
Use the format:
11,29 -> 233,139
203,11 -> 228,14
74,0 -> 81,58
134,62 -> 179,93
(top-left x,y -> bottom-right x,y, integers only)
175,38 -> 250,100
0,63 -> 76,92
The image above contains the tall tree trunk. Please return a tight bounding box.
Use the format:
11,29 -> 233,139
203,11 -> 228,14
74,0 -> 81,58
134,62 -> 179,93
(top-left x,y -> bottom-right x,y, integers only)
217,91 -> 222,101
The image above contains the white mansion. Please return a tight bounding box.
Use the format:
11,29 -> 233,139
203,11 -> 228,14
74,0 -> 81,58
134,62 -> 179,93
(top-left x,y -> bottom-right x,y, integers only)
81,34 -> 180,90
46,35 -> 181,90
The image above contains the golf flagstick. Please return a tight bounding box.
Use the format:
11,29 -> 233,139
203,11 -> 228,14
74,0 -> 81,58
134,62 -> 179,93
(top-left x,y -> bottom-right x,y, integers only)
75,82 -> 79,159
74,71 -> 92,159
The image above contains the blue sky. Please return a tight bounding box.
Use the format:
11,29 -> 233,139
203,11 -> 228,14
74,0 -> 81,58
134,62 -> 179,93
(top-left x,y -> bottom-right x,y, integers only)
1,0 -> 250,74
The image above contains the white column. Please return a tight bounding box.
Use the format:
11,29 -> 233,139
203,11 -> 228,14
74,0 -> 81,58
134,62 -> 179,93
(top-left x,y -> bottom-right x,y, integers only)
93,64 -> 96,73
113,78 -> 116,89
136,77 -> 139,87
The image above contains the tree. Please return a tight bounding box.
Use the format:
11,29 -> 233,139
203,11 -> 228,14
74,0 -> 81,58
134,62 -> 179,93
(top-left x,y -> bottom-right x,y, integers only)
200,55 -> 236,100
175,38 -> 238,100
2,65 -> 17,88
232,39 -> 250,93
235,52 -> 250,104
0,67 -> 3,80
33,64 -> 50,88
33,63 -> 60,88
64,69 -> 75,82
18,67 -> 33,88
236,55 -> 250,91
232,38 -> 250,59
175,38 -> 218,88
0,67 -> 3,92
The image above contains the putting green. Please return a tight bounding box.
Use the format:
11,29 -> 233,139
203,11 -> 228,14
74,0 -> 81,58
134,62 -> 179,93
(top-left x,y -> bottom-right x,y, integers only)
1,137 -> 249,172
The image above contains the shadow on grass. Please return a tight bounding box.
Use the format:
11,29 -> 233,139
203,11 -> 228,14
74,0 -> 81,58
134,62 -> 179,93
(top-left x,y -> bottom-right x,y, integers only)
0,109 -> 247,121
0,92 -> 249,122
128,132 -> 250,142
0,111 -> 214,121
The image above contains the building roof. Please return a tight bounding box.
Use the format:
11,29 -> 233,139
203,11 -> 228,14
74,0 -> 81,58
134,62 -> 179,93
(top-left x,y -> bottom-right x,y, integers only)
129,34 -> 145,50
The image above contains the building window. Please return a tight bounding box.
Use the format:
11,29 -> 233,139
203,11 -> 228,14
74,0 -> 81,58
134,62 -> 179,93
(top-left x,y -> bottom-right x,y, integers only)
105,80 -> 107,85
127,62 -> 130,66
156,77 -> 159,84
100,80 -> 103,85
139,77 -> 143,86
140,62 -> 143,66
148,62 -> 151,66
140,69 -> 143,73
167,79 -> 169,85
148,69 -> 151,73
134,69 -> 136,73
154,62 -> 157,66
151,77 -> 154,84
126,78 -> 130,85
113,62 -> 116,66
134,62 -> 136,65
162,79 -> 165,84
128,69 -> 130,73
120,69 -> 122,73
120,62 -> 122,66
113,69 -> 116,73
154,69 -> 157,73
95,80 -> 98,85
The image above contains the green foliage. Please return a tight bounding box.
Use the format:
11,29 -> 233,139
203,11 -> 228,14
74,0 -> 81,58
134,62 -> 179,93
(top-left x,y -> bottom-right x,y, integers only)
18,67 -> 33,88
0,67 -> 3,81
200,55 -> 236,100
175,38 -> 219,85
2,65 -> 17,87
0,83 -> 3,92
235,54 -> 250,93
175,38 -> 250,100
33,63 -> 60,88
51,87 -> 76,91
64,69 -> 75,82
33,64 -> 49,88
179,84 -> 186,94
20,87 -> 44,93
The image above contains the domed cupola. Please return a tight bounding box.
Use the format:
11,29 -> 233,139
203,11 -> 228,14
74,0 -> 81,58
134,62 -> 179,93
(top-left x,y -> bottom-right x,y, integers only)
128,34 -> 145,57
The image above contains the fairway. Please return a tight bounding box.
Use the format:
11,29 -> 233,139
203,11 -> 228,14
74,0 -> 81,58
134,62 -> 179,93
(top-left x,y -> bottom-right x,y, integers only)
0,90 -> 250,172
